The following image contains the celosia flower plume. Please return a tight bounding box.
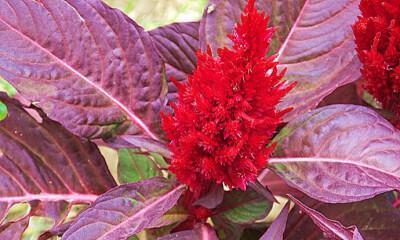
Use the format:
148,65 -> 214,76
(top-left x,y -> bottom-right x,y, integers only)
162,0 -> 294,197
353,0 -> 400,119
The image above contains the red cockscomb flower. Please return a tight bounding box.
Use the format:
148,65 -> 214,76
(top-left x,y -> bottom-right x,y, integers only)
161,0 -> 294,197
353,0 -> 400,121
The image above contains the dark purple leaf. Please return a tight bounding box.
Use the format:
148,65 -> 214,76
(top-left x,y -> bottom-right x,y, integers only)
260,201 -> 290,240
148,22 -> 199,101
257,169 -> 304,198
0,217 -> 29,240
318,81 -> 364,107
270,104 -> 400,203
107,135 -> 172,159
276,0 -> 361,122
62,177 -> 185,240
158,224 -> 218,240
199,0 -> 305,54
39,222 -> 72,240
287,195 -> 364,240
148,205 -> 188,230
199,0 -> 361,122
193,184 -> 224,209
0,0 -> 166,139
285,193 -> 400,240
248,180 -> 278,203
0,93 -> 116,234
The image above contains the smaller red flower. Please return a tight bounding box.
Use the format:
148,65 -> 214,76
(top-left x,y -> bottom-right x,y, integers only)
161,0 -> 294,198
353,0 -> 400,121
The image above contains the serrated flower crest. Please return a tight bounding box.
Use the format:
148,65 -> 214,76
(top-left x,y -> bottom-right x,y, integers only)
353,0 -> 400,119
161,0 -> 294,197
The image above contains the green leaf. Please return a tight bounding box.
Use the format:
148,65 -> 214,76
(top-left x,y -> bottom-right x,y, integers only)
22,216 -> 54,240
150,205 -> 188,229
216,188 -> 272,225
118,149 -> 162,184
0,100 -> 7,121
150,152 -> 169,169
0,77 -> 16,96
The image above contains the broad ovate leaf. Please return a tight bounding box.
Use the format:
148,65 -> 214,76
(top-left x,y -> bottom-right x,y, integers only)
199,0 -> 361,122
158,224 -> 218,240
288,195 -> 364,240
0,0 -> 166,139
276,0 -> 361,121
62,177 -> 185,240
199,0 -> 305,54
286,194 -> 400,240
148,22 -> 199,101
0,93 -> 116,234
260,201 -> 290,240
270,104 -> 400,203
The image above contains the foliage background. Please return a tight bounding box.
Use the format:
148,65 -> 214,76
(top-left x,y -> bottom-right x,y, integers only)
104,0 -> 207,30
16,1 -> 206,239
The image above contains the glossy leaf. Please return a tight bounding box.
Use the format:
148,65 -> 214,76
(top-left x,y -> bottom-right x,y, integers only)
0,0 -> 166,139
199,0 -> 361,122
215,188 -> 272,224
286,194 -> 400,240
276,0 -> 361,121
148,22 -> 199,101
158,224 -> 218,240
260,201 -> 290,240
270,104 -> 400,203
0,93 -> 116,234
287,195 -> 364,240
62,177 -> 185,240
117,149 -> 162,184
199,0 -> 305,54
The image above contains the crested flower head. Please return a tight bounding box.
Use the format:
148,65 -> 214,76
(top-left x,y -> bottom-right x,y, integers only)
161,0 -> 294,197
353,0 -> 400,115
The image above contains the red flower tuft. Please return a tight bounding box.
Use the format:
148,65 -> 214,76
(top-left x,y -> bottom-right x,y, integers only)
353,0 -> 400,119
161,0 -> 294,197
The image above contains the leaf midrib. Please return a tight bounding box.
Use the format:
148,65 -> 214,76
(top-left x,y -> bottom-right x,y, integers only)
0,193 -> 98,203
0,7 -> 157,140
96,184 -> 185,240
269,157 -> 400,182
